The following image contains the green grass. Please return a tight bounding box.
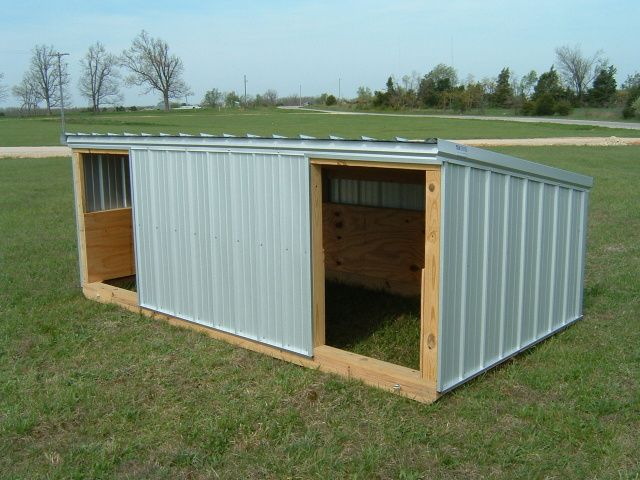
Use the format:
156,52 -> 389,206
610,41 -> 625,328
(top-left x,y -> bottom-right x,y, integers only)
0,107 -> 638,147
1,146 -> 639,478
320,104 -> 640,122
325,282 -> 421,370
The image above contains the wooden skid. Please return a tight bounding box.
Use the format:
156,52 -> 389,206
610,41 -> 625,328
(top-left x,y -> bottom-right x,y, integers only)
82,282 -> 438,404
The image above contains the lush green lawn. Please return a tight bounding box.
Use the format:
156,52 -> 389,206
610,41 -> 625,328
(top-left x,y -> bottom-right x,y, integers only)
1,146 -> 638,478
319,104 -> 640,122
0,107 -> 638,147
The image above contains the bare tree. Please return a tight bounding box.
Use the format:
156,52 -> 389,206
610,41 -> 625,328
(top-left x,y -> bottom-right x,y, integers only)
28,44 -> 70,114
12,73 -> 41,113
555,45 -> 606,102
120,30 -> 190,111
263,89 -> 278,105
79,42 -> 122,112
0,73 -> 8,102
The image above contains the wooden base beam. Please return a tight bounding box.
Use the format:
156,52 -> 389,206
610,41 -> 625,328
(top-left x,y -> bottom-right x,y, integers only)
82,282 -> 439,404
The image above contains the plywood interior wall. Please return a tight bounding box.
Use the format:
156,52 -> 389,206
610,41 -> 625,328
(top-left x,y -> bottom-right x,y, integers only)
322,166 -> 425,296
84,207 -> 135,283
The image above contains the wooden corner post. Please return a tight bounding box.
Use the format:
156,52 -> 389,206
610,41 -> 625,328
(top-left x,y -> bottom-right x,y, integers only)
310,162 -> 326,347
72,150 -> 89,286
421,168 -> 441,382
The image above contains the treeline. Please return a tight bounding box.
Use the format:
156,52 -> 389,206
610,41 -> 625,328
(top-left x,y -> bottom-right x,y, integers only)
1,30 -> 190,115
346,46 -> 640,119
199,88 -> 316,109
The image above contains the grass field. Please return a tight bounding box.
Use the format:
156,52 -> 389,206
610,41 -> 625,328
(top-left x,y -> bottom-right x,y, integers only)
1,141 -> 638,478
321,104 -> 640,122
1,107 -> 639,147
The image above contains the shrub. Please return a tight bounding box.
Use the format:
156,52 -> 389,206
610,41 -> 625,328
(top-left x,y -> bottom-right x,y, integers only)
521,100 -> 536,116
129,106 -> 138,111
555,99 -> 572,116
634,97 -> 640,119
325,95 -> 337,106
534,93 -> 556,116
622,104 -> 635,119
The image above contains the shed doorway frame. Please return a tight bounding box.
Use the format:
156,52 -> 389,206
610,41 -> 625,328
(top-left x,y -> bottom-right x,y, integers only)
309,158 -> 441,391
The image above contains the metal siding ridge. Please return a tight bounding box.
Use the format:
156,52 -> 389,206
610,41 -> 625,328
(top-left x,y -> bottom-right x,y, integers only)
516,179 -> 529,350
498,175 -> 511,358
547,186 -> 560,332
458,166 -> 471,383
479,170 -> 491,368
562,189 -> 575,323
576,193 -> 589,317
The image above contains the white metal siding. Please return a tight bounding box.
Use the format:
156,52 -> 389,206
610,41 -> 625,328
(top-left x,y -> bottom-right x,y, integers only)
130,148 -> 313,356
82,153 -> 131,212
438,163 -> 588,392
329,178 -> 425,210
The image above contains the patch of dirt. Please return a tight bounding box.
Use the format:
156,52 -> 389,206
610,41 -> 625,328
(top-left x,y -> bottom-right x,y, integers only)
0,146 -> 71,158
456,136 -> 640,146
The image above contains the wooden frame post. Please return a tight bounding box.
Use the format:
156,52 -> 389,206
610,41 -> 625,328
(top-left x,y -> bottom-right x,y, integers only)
310,163 -> 326,347
421,168 -> 441,382
72,150 -> 89,286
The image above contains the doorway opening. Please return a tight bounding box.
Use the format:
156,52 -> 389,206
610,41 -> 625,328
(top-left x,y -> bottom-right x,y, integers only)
312,161 -> 426,370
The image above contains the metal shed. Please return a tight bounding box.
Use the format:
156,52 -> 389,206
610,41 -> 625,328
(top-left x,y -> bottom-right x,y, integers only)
66,133 -> 592,402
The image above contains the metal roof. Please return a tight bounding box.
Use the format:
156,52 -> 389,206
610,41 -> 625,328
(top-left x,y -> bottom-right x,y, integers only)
64,133 -> 593,189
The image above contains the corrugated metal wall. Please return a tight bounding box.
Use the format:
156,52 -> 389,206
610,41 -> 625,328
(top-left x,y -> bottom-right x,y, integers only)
438,163 -> 588,392
83,153 -> 131,212
130,149 -> 313,356
329,178 -> 425,211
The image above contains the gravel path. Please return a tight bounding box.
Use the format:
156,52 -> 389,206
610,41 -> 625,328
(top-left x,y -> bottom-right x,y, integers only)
1,136 -> 639,159
0,146 -> 72,158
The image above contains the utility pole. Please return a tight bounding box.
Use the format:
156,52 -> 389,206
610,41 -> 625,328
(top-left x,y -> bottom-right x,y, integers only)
338,78 -> 341,102
299,84 -> 302,106
243,75 -> 247,107
50,51 -> 69,143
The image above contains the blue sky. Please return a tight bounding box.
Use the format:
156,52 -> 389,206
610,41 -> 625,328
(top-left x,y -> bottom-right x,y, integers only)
1,0 -> 638,107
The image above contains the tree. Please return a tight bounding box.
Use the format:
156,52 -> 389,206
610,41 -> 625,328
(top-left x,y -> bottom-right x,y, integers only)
78,42 -> 122,112
0,73 -> 7,102
201,88 -> 222,108
622,72 -> 640,119
121,30 -> 191,111
356,86 -> 372,105
518,70 -> 538,99
622,73 -> 640,91
224,91 -> 241,108
418,64 -> 458,108
555,45 -> 606,103
262,89 -> 278,106
588,65 -> 617,106
492,67 -> 514,107
12,73 -> 41,113
28,44 -> 70,115
532,67 -> 564,101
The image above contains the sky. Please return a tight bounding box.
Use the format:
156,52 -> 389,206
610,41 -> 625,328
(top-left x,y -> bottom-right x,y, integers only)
0,0 -> 638,108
